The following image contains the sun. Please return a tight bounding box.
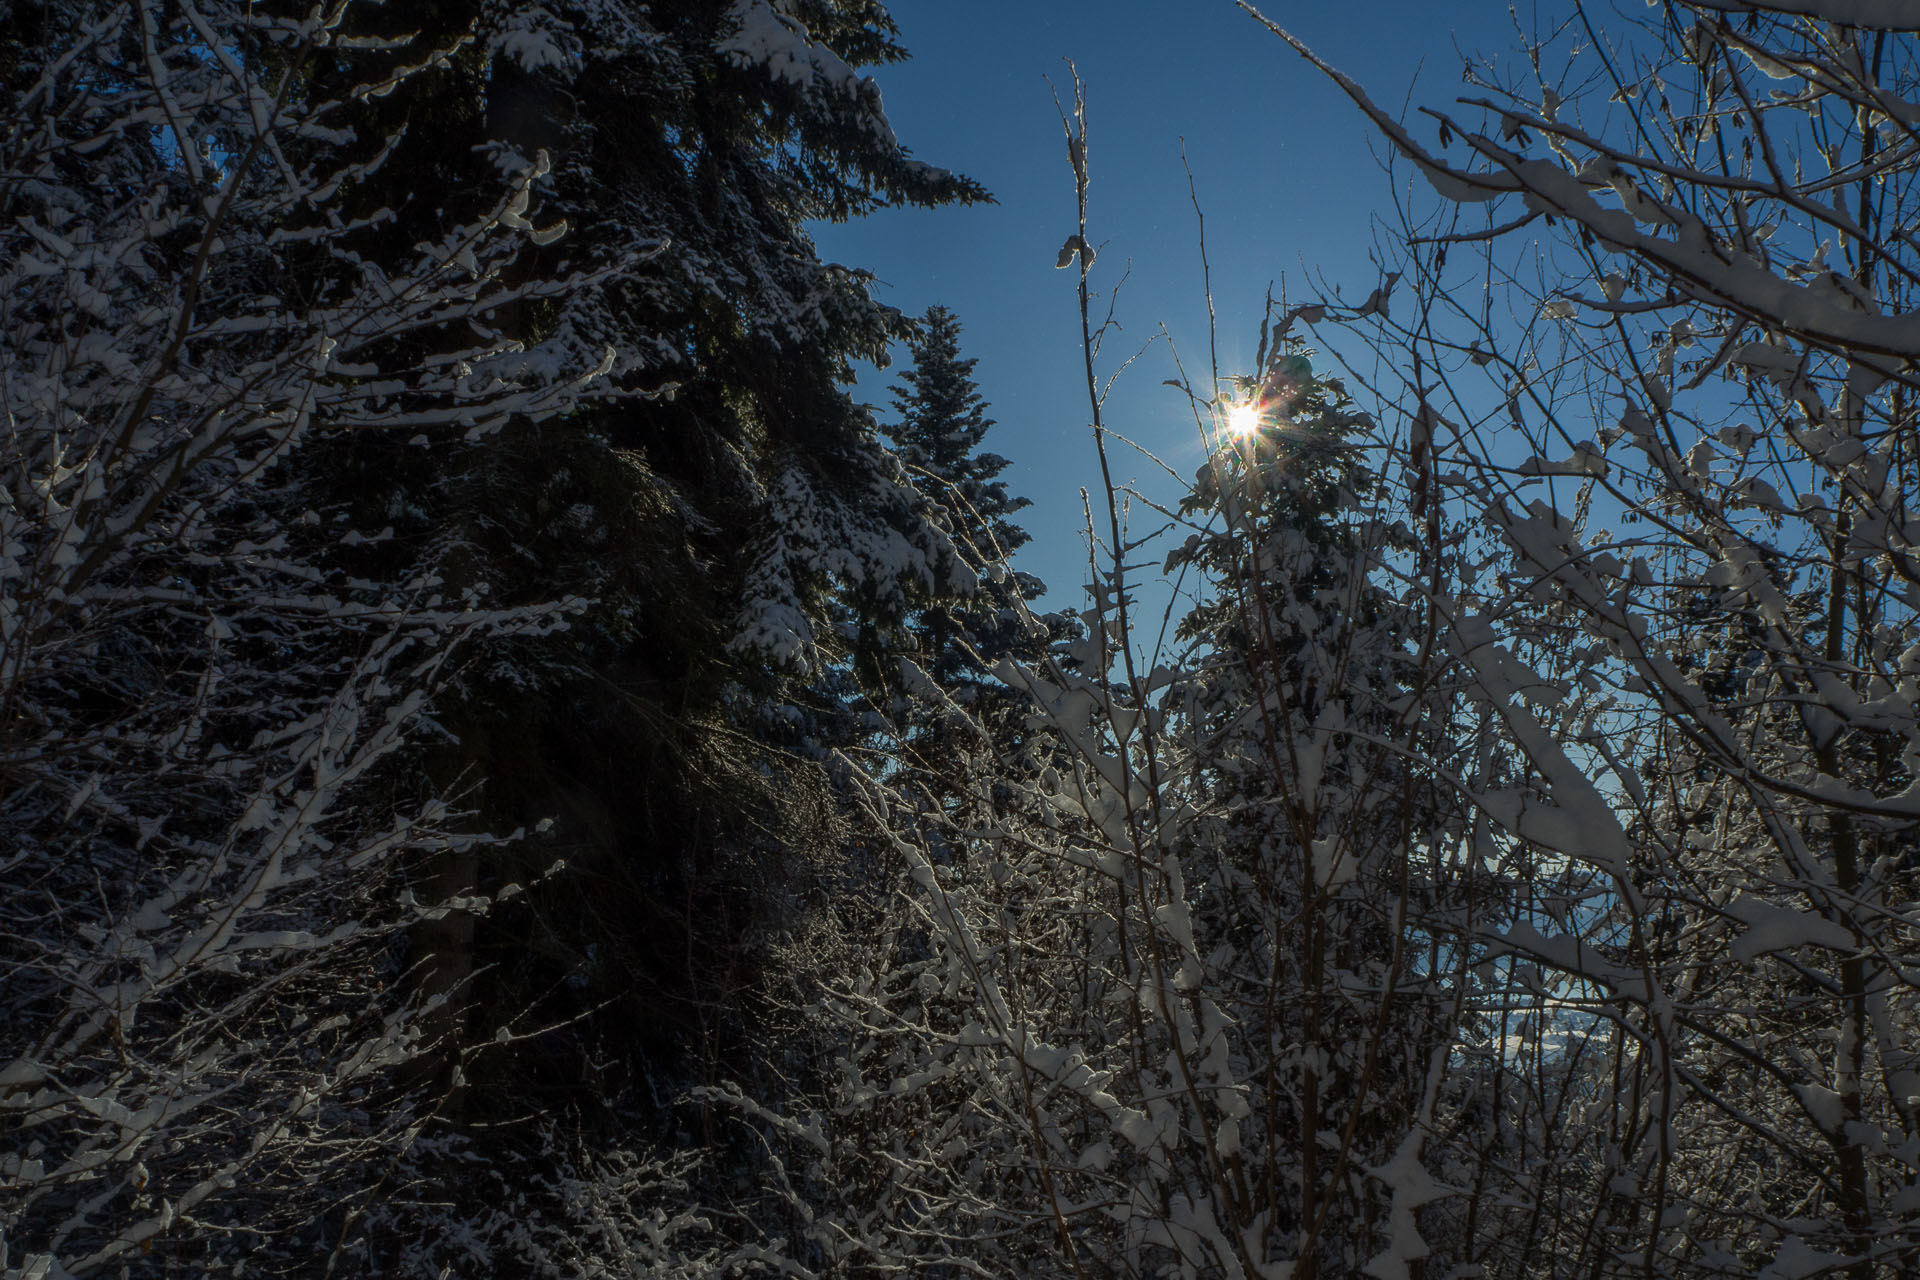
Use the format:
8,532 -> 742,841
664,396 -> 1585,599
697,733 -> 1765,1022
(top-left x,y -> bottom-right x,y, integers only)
1225,400 -> 1262,437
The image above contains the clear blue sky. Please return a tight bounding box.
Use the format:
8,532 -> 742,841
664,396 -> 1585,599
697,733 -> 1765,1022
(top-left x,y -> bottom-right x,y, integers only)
813,0 -> 1528,622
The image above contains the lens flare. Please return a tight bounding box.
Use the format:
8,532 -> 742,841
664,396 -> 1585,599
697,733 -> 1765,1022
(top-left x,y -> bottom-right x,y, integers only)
1226,401 -> 1262,437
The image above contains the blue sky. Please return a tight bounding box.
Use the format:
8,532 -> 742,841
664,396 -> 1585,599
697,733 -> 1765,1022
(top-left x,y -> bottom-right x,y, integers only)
814,0 -> 1530,621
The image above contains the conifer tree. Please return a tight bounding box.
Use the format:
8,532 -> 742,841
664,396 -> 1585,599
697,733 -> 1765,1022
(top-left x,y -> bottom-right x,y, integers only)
277,1 -> 991,1128
298,3 -> 1001,1268
1158,334 -> 1484,1275
884,307 -> 1050,747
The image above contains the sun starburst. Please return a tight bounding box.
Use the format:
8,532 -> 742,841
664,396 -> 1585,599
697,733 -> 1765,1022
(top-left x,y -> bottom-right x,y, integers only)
1225,400 -> 1262,437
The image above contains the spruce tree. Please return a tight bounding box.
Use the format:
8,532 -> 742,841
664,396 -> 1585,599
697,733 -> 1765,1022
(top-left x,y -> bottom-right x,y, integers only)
885,305 -> 1048,721
1162,335 -> 1484,1274
179,0 -> 997,1265
281,0 -> 987,1079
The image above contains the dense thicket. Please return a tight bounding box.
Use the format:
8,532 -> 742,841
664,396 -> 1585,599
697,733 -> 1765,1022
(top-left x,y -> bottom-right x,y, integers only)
11,0 -> 1920,1277
1249,2 -> 1920,1272
0,3 -> 600,1273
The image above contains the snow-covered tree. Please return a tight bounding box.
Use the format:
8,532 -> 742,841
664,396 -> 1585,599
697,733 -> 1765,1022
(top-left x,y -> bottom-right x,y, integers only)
259,1 -> 999,1270
1150,332 -> 1499,1278
0,2 -> 606,1273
